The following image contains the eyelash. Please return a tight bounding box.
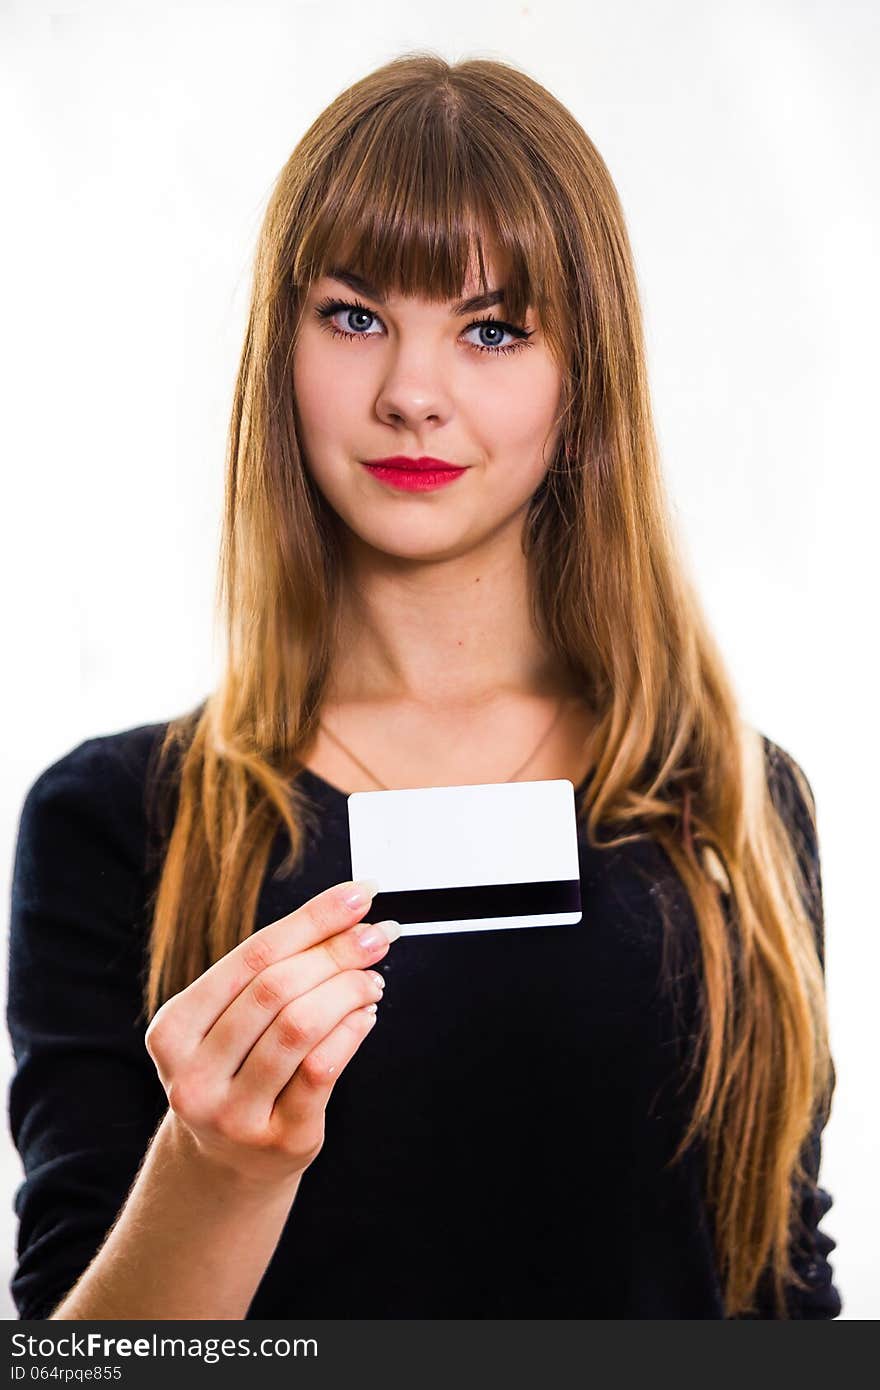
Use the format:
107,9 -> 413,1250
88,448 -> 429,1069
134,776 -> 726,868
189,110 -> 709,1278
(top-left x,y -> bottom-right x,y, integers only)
313,295 -> 535,356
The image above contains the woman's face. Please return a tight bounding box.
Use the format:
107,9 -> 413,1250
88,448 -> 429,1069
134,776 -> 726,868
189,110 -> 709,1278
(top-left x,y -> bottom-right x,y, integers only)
292,248 -> 564,562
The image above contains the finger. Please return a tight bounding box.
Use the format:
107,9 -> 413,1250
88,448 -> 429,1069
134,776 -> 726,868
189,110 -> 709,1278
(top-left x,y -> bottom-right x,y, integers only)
224,969 -> 386,1124
271,1004 -> 381,1138
153,878 -> 381,1062
197,916 -> 398,1078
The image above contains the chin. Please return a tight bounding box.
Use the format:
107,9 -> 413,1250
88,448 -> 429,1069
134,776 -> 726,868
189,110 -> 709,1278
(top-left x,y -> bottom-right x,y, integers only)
345,515 -> 477,563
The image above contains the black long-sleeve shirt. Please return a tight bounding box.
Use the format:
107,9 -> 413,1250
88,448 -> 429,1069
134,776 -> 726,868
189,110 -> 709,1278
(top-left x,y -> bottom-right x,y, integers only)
5,718 -> 842,1318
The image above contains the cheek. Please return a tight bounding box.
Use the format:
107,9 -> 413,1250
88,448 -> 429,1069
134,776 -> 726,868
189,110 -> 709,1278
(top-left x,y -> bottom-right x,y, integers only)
292,345 -> 332,435
474,364 -> 562,456
291,329 -> 364,428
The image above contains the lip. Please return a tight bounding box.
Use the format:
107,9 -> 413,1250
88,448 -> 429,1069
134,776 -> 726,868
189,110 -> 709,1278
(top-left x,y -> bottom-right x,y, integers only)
363,456 -> 466,472
361,455 -> 468,493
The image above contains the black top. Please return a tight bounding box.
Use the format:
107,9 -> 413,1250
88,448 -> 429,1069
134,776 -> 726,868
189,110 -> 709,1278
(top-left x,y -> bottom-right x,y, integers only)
6,719 -> 842,1319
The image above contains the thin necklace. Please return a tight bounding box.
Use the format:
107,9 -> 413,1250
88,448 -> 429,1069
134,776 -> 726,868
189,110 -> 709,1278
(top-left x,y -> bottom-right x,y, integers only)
317,694 -> 571,791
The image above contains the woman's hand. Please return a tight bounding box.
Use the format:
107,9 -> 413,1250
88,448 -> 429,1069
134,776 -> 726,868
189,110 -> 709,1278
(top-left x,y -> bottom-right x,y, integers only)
144,878 -> 396,1191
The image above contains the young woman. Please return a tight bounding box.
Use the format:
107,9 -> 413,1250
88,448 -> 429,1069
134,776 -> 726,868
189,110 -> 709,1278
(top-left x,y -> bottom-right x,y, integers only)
7,52 -> 841,1320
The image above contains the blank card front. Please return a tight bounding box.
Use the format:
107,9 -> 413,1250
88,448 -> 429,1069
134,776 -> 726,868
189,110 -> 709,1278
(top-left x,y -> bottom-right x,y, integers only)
347,778 -> 582,937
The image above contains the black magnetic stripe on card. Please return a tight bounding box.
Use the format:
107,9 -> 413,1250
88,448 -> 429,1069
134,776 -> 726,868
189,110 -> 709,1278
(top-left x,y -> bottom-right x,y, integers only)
368,878 -> 581,925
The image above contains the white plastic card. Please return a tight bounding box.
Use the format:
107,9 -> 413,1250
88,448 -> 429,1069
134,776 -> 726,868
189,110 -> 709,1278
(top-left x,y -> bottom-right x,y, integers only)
347,778 -> 582,936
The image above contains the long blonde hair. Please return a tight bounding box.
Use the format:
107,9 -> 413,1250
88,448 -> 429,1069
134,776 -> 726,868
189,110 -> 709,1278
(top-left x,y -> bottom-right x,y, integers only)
141,52 -> 834,1319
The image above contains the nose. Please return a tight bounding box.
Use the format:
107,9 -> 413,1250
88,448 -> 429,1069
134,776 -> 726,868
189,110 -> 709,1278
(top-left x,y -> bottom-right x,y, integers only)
374,348 -> 453,431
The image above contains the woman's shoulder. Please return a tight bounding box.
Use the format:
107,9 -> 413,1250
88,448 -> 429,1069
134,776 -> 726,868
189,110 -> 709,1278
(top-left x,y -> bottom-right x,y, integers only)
8,720 -> 180,1028
25,716 -> 171,788
14,717 -> 174,884
758,732 -> 817,823
756,732 -> 821,878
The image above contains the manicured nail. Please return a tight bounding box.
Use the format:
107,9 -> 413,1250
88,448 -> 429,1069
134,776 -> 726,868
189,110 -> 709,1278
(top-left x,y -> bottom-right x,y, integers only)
341,877 -> 380,909
356,919 -> 399,951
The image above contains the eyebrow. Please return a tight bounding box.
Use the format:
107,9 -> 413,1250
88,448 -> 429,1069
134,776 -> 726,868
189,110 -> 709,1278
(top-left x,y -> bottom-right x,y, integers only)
326,266 -> 505,316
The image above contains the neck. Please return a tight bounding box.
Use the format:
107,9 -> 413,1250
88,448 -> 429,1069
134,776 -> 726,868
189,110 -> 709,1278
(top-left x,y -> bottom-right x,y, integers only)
328,524 -> 572,712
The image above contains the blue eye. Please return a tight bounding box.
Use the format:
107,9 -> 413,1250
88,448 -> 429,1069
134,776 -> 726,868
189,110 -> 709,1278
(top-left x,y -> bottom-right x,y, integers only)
313,296 -> 535,357
462,316 -> 532,355
316,300 -> 383,339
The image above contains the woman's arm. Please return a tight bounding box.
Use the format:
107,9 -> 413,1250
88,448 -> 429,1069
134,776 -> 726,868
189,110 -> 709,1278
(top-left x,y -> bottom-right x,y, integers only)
745,737 -> 843,1318
8,727 -> 389,1321
49,1110 -> 302,1320
8,731 -> 174,1318
8,729 -> 297,1321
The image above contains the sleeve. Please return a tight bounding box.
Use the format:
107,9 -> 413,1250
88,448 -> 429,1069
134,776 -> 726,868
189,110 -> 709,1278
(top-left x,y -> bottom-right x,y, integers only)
6,734 -> 169,1319
736,737 -> 843,1318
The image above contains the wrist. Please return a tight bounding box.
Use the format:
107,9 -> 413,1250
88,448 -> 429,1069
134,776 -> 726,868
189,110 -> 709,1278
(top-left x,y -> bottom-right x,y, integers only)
161,1109 -> 304,1207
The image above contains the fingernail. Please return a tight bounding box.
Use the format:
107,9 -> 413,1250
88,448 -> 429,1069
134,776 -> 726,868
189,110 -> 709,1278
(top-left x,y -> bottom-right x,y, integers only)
356,918 -> 399,951
341,877 -> 380,909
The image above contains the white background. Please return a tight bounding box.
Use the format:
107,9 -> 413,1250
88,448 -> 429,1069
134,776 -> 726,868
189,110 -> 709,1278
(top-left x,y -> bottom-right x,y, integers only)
1,0 -> 877,1319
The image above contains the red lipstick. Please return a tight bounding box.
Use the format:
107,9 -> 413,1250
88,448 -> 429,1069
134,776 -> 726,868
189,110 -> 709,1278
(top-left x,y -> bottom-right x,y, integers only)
361,455 -> 468,492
